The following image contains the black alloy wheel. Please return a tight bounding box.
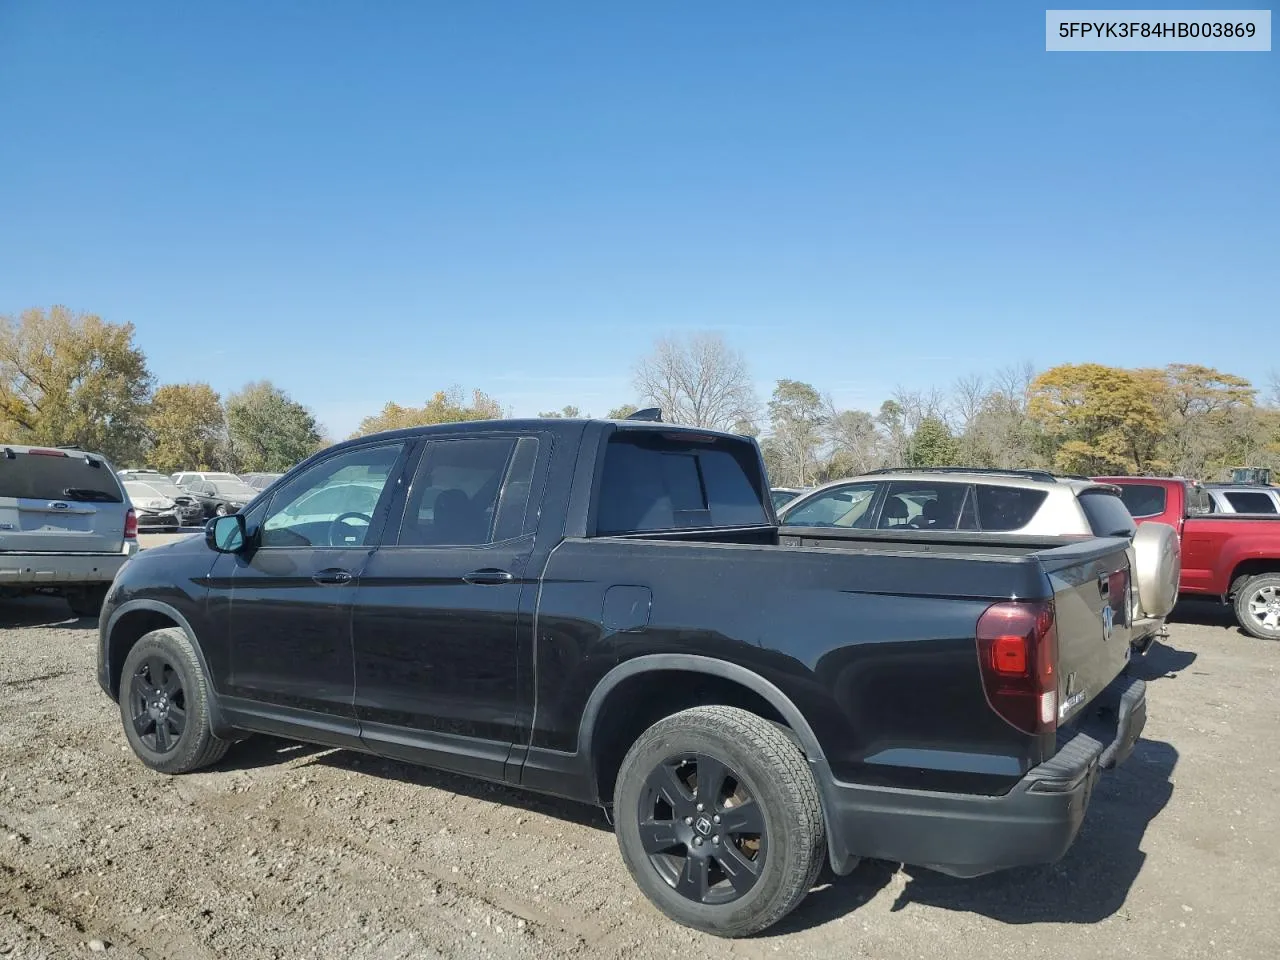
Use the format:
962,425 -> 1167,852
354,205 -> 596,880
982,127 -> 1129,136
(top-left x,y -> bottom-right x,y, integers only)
128,655 -> 187,753
638,753 -> 767,904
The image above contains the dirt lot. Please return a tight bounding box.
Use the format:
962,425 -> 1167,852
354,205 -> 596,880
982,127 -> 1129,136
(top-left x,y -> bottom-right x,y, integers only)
1,597 -> 1277,960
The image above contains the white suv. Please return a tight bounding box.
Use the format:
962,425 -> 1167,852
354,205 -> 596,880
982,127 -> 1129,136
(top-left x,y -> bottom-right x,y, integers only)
778,467 -> 1181,650
1,444 -> 139,616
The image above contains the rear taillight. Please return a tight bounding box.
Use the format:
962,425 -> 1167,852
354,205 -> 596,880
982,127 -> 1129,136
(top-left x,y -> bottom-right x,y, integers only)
976,600 -> 1058,735
124,508 -> 138,540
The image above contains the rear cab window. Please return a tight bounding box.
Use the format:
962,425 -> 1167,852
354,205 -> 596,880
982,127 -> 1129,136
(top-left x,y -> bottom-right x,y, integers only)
1079,488 -> 1137,537
1116,483 -> 1167,519
594,430 -> 768,534
0,450 -> 123,503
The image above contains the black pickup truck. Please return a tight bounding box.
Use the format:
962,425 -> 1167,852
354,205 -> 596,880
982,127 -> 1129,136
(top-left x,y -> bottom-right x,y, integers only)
97,415 -> 1146,936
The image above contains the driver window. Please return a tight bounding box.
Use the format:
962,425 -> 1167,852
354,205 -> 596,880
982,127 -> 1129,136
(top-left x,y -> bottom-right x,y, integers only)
260,443 -> 404,548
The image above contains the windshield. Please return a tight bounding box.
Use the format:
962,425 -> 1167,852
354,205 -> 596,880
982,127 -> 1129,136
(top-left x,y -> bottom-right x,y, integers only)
211,481 -> 259,499
129,474 -> 186,497
124,482 -> 171,501
0,452 -> 124,503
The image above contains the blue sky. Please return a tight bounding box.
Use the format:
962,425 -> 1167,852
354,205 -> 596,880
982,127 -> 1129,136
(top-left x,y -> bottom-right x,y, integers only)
1,2 -> 1275,438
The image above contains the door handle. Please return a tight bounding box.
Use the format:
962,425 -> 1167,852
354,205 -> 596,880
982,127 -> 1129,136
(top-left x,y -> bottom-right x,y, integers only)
463,568 -> 514,585
313,568 -> 353,585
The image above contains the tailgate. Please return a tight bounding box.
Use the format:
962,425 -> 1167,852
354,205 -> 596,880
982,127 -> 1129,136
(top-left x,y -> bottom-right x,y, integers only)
1036,537 -> 1133,725
0,450 -> 126,554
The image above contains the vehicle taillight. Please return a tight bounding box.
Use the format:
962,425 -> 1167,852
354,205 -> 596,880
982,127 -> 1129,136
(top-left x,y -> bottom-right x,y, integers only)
976,600 -> 1058,735
124,508 -> 138,540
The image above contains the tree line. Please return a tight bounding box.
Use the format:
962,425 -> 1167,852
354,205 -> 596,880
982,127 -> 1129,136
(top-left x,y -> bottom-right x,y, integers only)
1,307 -> 324,472
5,308 -> 1278,484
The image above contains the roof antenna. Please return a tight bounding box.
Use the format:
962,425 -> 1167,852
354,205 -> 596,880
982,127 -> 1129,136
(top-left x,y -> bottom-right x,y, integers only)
625,407 -> 663,422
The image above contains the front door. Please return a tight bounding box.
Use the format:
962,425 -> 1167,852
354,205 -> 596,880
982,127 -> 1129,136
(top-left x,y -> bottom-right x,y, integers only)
352,434 -> 543,780
218,441 -> 408,729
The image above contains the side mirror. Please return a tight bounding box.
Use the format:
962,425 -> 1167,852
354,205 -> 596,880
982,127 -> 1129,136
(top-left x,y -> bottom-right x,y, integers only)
206,514 -> 247,553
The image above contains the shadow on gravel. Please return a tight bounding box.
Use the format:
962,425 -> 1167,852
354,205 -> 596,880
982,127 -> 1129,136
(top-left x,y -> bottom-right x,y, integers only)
217,735 -> 331,771
883,737 -> 1177,925
0,596 -> 93,630
1167,598 -> 1239,630
1127,639 -> 1197,681
314,750 -> 612,832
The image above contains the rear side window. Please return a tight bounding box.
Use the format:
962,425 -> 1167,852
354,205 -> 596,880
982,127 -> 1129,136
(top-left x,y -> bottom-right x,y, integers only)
1225,492 -> 1278,514
1116,483 -> 1167,518
1079,489 -> 1137,537
973,485 -> 1047,531
0,452 -> 123,503
595,432 -> 767,534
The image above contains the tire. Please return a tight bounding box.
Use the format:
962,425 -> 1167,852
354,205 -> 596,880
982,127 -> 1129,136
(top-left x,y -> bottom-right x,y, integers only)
613,706 -> 826,938
118,627 -> 230,774
66,585 -> 110,618
215,504 -> 228,517
1234,573 -> 1280,641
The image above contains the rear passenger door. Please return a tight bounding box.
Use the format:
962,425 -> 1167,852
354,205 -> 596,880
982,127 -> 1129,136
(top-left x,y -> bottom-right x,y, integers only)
351,433 -> 546,780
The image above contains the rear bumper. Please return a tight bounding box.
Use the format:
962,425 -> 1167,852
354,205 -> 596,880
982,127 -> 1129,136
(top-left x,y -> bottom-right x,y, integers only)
815,672 -> 1146,878
0,544 -> 137,588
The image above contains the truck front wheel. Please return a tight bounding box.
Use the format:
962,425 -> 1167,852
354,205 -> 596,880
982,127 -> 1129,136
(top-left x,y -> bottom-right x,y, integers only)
1235,573 -> 1280,641
613,706 -> 826,937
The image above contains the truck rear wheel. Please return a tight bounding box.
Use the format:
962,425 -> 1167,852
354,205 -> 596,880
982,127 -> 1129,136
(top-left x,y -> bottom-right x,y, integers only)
613,706 -> 825,937
1235,573 -> 1280,641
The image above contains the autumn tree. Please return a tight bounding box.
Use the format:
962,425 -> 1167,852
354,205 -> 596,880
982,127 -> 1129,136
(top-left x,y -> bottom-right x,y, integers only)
0,306 -> 153,463
761,380 -> 827,486
353,387 -> 504,438
633,332 -> 758,431
226,381 -> 322,472
145,383 -> 226,473
1146,364 -> 1256,478
1029,363 -> 1166,475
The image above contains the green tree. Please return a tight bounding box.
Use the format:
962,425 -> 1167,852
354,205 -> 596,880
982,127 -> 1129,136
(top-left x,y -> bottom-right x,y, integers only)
0,306 -> 153,463
906,415 -> 960,467
352,387 -> 504,437
1029,363 -> 1166,475
606,403 -> 639,420
226,381 -> 322,472
537,405 -> 583,418
145,383 -> 226,473
761,379 -> 827,486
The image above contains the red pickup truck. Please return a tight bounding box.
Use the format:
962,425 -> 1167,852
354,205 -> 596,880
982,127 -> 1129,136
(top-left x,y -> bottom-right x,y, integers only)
1098,477 -> 1280,641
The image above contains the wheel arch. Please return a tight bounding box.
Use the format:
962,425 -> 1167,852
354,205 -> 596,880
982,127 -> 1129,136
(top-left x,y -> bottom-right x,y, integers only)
580,655 -> 855,876
104,601 -> 219,717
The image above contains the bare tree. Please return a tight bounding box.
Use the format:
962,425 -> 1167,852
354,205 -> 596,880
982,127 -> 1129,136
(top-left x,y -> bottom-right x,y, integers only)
950,374 -> 987,432
1269,369 -> 1280,407
633,332 -> 759,430
825,405 -> 882,476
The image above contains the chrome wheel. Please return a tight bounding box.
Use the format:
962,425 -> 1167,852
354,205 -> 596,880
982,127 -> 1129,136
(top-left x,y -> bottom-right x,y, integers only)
1247,583 -> 1280,631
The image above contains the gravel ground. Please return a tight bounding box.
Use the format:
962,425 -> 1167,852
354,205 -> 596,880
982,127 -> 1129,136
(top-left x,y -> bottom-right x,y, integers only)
1,596 -> 1277,960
